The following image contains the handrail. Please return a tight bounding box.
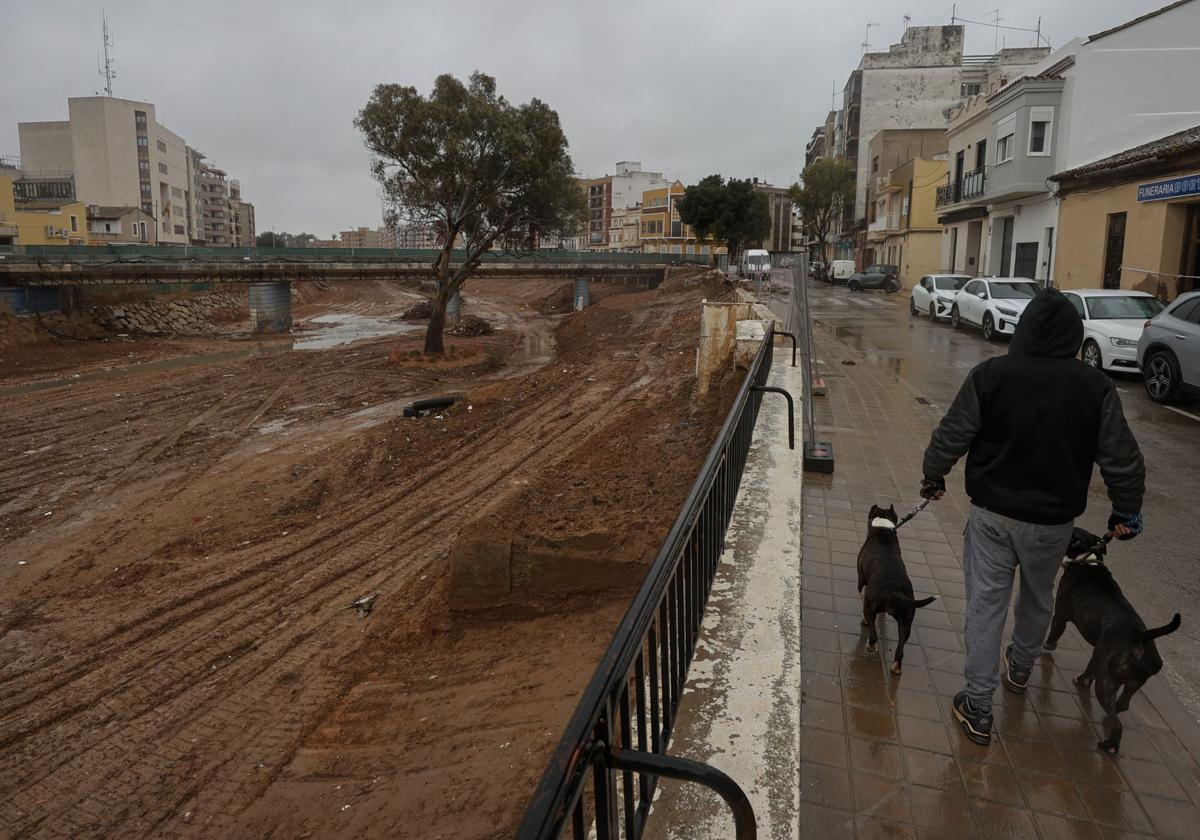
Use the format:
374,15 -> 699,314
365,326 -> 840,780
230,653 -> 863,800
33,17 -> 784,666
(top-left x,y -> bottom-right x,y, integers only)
516,323 -> 778,840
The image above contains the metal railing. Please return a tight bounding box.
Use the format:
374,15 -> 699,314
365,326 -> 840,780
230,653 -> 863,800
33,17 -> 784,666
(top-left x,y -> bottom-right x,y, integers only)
517,327 -> 780,840
935,167 -> 988,208
0,244 -> 708,266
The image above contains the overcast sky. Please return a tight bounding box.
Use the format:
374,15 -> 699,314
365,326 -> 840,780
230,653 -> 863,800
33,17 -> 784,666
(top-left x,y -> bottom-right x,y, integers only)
1,0 -> 1167,236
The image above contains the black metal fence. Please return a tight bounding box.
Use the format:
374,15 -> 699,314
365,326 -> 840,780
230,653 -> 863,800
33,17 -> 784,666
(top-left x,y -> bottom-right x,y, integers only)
516,327 -> 778,840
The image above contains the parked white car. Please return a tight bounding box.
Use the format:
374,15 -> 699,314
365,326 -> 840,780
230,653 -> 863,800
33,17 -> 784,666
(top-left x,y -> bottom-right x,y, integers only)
950,277 -> 1040,341
1061,289 -> 1165,372
910,274 -> 972,321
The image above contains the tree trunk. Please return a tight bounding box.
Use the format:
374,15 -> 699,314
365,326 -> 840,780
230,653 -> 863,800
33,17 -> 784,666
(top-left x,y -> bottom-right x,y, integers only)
424,295 -> 447,355
424,244 -> 455,355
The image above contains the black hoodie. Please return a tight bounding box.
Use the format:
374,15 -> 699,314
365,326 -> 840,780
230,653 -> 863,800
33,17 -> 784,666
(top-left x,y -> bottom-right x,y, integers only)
923,288 -> 1144,525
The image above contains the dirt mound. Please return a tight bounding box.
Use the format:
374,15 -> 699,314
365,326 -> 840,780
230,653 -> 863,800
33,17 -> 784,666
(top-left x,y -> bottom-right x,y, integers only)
401,299 -> 435,320
448,314 -> 495,336
659,265 -> 726,292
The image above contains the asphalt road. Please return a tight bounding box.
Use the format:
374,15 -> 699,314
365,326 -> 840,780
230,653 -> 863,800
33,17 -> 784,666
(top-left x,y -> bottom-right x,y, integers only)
800,279 -> 1200,722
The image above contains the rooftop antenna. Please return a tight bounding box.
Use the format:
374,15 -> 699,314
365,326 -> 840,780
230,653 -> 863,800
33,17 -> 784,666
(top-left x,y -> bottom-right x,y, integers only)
98,11 -> 116,97
903,14 -> 911,30
986,9 -> 1002,54
862,21 -> 878,54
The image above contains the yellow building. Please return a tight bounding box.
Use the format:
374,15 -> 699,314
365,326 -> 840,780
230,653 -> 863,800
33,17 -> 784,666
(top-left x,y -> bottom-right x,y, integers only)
869,158 -> 947,288
0,175 -> 87,246
638,180 -> 714,256
1053,127 -> 1200,302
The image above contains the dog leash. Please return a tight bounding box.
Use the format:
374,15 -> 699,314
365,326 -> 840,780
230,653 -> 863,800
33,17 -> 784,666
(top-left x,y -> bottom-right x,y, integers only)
895,498 -> 931,529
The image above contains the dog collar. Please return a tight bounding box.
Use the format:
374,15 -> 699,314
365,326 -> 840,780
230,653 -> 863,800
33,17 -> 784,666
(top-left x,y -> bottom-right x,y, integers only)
1062,552 -> 1103,567
870,517 -> 897,529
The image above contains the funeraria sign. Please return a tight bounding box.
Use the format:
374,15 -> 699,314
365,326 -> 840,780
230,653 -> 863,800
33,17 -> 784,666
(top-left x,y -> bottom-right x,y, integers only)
1137,173 -> 1200,203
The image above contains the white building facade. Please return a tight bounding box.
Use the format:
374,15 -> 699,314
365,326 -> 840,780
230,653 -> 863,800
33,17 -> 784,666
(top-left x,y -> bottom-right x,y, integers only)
937,0 -> 1200,284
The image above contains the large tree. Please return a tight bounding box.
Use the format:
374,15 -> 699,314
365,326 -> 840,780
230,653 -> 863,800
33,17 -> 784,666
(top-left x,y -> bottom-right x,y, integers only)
790,160 -> 855,265
677,175 -> 771,260
356,72 -> 584,354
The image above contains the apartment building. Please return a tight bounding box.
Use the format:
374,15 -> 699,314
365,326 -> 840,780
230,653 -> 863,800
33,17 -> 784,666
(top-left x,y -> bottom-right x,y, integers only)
863,129 -> 948,268
16,96 -> 253,247
197,163 -> 231,245
582,162 -> 668,250
936,0 -> 1200,292
0,175 -> 88,246
19,97 -> 191,244
830,26 -> 1048,262
339,226 -> 399,248
870,157 -> 948,288
752,181 -> 800,254
805,111 -> 838,168
229,180 -> 256,247
638,180 -> 713,256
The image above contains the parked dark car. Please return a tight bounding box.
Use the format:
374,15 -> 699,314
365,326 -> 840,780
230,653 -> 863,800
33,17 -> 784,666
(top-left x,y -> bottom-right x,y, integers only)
847,264 -> 900,292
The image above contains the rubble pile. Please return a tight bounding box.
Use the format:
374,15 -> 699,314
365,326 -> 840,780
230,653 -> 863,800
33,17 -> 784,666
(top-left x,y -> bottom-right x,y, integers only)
90,292 -> 246,337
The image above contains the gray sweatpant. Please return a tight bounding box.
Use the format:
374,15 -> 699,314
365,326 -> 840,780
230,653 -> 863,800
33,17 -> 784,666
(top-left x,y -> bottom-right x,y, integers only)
963,504 -> 1073,711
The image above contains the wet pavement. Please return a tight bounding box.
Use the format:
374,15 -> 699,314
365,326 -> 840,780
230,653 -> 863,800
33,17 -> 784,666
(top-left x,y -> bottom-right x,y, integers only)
799,282 -> 1200,721
787,282 -> 1200,839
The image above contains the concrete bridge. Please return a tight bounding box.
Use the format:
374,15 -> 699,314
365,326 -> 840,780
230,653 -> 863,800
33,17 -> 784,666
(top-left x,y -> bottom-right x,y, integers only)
0,246 -> 704,332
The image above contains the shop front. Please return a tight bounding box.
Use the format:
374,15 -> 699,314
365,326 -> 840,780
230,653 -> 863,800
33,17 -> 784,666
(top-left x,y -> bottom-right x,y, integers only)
1053,129 -> 1200,301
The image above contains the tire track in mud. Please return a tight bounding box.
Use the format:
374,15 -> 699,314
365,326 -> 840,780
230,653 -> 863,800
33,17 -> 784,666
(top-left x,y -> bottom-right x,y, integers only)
0,350 -> 662,836
0,282 -> 704,837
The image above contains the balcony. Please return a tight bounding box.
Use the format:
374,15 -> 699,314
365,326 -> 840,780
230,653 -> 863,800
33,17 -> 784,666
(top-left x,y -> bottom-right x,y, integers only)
935,167 -> 987,208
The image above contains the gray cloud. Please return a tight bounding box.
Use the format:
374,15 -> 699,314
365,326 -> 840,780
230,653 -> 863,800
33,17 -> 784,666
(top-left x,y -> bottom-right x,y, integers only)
0,0 -> 1164,235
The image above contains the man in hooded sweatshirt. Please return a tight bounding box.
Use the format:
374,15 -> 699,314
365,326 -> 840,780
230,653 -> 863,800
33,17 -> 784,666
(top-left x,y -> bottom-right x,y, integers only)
920,287 -> 1145,745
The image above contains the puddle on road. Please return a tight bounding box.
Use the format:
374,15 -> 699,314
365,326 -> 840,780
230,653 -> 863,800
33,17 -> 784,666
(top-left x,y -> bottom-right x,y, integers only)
293,313 -> 420,350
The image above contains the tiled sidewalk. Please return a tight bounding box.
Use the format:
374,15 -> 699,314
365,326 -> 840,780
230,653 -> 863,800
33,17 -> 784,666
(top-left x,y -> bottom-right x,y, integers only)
798,330 -> 1200,840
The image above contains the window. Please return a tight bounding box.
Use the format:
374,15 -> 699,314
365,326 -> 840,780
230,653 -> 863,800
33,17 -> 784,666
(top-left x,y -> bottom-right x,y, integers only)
1028,107 -> 1054,156
137,136 -> 148,147
70,215 -> 78,232
1065,293 -> 1086,319
156,139 -> 167,152
996,114 -> 1016,163
171,187 -> 183,198
961,82 -> 982,97
139,160 -> 150,171
964,280 -> 983,296
135,111 -> 147,125
174,224 -> 185,235
158,162 -> 169,174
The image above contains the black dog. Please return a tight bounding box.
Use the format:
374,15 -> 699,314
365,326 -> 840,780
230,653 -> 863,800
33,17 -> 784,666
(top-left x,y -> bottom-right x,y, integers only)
1044,528 -> 1181,755
857,504 -> 937,674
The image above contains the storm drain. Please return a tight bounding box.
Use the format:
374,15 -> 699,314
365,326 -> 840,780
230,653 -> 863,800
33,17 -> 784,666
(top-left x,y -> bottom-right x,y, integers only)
914,396 -> 931,406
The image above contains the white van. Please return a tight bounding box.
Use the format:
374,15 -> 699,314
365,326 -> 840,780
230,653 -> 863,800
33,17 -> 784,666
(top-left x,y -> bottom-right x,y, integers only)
829,260 -> 856,284
738,249 -> 771,278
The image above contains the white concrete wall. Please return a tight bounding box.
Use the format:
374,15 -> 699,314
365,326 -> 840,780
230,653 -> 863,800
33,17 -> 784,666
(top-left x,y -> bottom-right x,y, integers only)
855,65 -> 963,218
153,123 -> 191,244
1058,5 -> 1200,171
17,122 -> 73,175
66,98 -> 149,224
984,195 -> 1058,280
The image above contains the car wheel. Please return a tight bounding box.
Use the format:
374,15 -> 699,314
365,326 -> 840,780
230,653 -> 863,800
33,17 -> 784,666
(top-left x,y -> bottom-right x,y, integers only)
1143,350 -> 1181,403
929,302 -> 938,321
909,297 -> 918,316
982,313 -> 996,341
1082,339 -> 1104,370
887,280 -> 900,293
848,280 -> 861,291
950,306 -> 962,329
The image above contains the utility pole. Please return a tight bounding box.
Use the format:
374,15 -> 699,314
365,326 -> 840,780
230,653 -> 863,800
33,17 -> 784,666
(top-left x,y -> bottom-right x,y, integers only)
98,12 -> 116,97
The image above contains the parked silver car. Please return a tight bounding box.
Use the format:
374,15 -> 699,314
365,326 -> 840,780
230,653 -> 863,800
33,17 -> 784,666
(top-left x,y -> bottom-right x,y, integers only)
1137,290 -> 1200,403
